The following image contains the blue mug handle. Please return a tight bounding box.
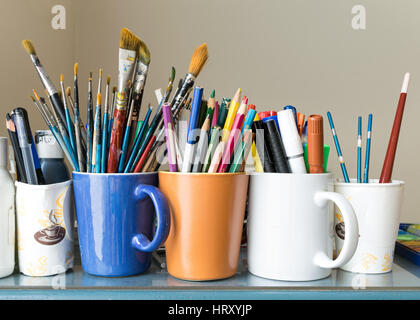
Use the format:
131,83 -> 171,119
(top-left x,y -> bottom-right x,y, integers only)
131,184 -> 170,252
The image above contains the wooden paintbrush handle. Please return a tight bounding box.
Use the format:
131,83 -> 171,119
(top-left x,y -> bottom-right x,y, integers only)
107,108 -> 127,172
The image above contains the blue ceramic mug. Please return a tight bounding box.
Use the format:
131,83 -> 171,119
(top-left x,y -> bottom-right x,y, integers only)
72,172 -> 170,277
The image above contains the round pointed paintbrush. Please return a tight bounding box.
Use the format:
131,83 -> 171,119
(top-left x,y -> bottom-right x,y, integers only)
22,40 -> 68,132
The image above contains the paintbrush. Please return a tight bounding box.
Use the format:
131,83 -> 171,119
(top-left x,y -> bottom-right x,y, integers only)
22,40 -> 68,132
30,95 -> 76,172
101,75 -> 111,172
92,93 -> 102,173
97,68 -> 103,98
108,86 -> 117,142
86,72 -> 94,172
38,88 -> 78,171
127,39 -> 151,149
107,28 -> 140,172
170,43 -> 208,113
66,87 -> 87,147
60,74 -> 77,156
118,95 -> 138,172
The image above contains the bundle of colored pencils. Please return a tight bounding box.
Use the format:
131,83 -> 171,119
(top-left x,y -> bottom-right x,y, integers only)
22,28 -> 209,173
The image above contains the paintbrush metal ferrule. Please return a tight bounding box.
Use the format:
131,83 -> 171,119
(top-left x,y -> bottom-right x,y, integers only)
133,61 -> 149,93
171,73 -> 196,112
118,48 -> 137,99
29,54 -> 57,95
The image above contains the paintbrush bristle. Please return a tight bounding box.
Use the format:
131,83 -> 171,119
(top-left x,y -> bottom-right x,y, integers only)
66,87 -> 71,96
33,89 -> 40,101
113,86 -> 117,93
188,43 -> 208,77
89,72 -> 92,81
120,28 -> 140,51
60,74 -> 63,82
138,39 -> 151,65
170,67 -> 176,82
22,40 -> 36,55
107,76 -> 111,85
74,63 -> 78,75
30,95 -> 36,102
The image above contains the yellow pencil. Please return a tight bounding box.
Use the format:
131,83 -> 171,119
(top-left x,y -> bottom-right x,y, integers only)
221,88 -> 241,141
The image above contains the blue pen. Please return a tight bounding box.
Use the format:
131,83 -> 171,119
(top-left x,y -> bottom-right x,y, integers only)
327,112 -> 350,183
124,106 -> 153,173
363,114 -> 372,183
181,87 -> 203,173
357,116 -> 362,183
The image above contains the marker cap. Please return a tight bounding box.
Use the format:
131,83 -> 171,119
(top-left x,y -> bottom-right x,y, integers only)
307,115 -> 324,173
278,109 -> 303,157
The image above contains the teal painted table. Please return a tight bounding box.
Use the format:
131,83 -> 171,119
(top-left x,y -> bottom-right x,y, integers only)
0,251 -> 419,300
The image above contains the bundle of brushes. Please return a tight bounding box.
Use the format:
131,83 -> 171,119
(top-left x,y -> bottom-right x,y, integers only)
21,27 -> 209,173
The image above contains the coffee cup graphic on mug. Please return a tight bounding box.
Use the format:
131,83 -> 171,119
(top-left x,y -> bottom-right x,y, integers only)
247,172 -> 359,281
334,179 -> 404,274
16,180 -> 74,277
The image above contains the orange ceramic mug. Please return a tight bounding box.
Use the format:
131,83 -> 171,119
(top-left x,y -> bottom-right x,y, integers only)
158,172 -> 249,281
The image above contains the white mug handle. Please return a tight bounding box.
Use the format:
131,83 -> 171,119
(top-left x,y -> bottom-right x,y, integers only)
312,191 -> 359,269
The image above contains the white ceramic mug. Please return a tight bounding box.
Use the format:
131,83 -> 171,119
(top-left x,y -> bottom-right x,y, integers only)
334,179 -> 404,274
247,172 -> 359,281
16,180 -> 74,277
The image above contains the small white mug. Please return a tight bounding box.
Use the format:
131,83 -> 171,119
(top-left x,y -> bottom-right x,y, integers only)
247,172 -> 359,281
16,180 -> 74,277
334,179 -> 404,274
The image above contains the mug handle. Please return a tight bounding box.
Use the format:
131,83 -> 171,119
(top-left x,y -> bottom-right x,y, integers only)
131,184 -> 171,253
312,191 -> 359,269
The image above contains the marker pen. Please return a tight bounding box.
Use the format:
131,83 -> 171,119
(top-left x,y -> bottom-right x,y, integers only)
278,109 -> 306,173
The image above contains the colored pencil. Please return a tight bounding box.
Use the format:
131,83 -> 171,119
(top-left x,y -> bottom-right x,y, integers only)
379,72 -> 410,183
218,96 -> 247,172
222,88 -> 241,141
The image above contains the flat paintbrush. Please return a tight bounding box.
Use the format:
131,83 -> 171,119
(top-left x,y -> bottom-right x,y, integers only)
127,39 -> 151,151
107,28 -> 140,172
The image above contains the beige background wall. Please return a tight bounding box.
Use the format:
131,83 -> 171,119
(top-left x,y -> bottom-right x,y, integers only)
0,0 -> 419,222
